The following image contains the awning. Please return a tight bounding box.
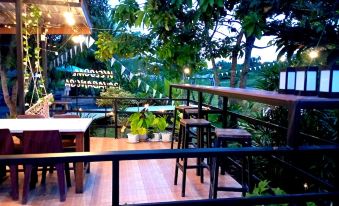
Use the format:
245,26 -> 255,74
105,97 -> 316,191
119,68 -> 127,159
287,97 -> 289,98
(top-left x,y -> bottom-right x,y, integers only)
0,0 -> 92,35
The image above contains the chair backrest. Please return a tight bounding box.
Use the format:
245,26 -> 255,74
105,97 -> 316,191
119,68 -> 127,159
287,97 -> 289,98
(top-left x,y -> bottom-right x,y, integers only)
23,130 -> 63,154
0,129 -> 15,155
17,114 -> 45,119
53,114 -> 80,118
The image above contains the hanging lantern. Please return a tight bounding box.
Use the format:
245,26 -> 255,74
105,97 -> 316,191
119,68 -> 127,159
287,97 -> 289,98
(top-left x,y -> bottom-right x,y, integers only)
319,65 -> 339,98
295,66 -> 318,96
279,67 -> 296,94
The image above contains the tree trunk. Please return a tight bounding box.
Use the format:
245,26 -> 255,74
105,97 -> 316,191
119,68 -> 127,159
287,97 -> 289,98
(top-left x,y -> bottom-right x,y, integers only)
0,67 -> 18,117
239,35 -> 255,88
230,31 -> 243,88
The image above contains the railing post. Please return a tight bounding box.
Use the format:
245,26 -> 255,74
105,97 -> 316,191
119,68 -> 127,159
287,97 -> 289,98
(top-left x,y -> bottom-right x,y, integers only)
169,85 -> 173,105
112,160 -> 120,206
186,90 -> 190,106
222,97 -> 228,128
198,92 -> 203,118
114,99 -> 118,139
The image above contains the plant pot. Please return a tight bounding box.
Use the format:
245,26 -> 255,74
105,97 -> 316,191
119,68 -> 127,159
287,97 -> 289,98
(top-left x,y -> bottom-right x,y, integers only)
127,133 -> 139,143
152,133 -> 161,142
161,132 -> 172,142
139,134 -> 148,142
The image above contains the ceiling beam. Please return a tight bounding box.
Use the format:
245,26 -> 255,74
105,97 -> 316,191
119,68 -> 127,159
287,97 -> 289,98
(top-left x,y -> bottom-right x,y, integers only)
0,25 -> 91,34
0,0 -> 81,7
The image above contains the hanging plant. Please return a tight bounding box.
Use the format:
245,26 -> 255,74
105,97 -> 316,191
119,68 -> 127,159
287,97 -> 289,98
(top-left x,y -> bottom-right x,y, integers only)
22,5 -> 47,106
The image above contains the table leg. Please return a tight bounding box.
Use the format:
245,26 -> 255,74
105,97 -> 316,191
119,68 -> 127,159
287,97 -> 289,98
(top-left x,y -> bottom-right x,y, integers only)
85,129 -> 90,173
75,132 -> 84,193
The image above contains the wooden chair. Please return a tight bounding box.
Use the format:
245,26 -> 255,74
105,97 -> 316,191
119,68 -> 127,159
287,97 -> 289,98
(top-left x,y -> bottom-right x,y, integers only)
52,114 -> 81,186
0,129 -> 19,200
22,130 -> 69,204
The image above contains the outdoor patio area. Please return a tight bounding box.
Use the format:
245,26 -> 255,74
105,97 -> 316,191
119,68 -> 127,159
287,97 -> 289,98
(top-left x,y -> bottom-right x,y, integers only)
0,137 -> 241,205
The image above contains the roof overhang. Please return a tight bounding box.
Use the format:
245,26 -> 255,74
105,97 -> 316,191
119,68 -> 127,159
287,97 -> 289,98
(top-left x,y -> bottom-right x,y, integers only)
0,0 -> 92,35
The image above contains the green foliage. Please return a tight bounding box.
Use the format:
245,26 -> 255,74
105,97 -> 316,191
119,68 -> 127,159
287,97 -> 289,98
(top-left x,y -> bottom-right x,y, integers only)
152,116 -> 168,132
96,87 -> 137,108
95,32 -> 152,62
241,12 -> 265,39
113,0 -> 140,27
247,180 -> 287,206
255,63 -> 283,91
128,110 -> 155,135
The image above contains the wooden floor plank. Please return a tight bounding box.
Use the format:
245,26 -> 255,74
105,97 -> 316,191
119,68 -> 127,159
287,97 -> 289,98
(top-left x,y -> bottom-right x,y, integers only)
0,138 -> 241,205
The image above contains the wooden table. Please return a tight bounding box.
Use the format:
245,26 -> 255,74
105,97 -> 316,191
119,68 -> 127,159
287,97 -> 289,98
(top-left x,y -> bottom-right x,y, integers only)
0,118 -> 92,193
170,84 -> 339,147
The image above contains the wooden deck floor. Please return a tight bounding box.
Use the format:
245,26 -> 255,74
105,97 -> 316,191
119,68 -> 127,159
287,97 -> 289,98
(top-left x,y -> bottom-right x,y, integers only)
0,138 -> 241,205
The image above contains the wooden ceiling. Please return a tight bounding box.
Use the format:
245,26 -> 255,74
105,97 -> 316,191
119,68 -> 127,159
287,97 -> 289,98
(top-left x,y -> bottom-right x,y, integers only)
0,0 -> 92,34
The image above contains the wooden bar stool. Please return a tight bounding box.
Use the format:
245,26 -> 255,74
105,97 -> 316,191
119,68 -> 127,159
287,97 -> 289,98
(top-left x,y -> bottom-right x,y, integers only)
174,118 -> 211,197
171,105 -> 196,149
210,128 -> 252,199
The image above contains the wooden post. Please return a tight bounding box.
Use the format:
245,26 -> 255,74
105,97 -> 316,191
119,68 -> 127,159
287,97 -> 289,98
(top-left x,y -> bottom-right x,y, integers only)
287,102 -> 301,147
222,97 -> 228,128
41,39 -> 48,89
16,0 -> 24,114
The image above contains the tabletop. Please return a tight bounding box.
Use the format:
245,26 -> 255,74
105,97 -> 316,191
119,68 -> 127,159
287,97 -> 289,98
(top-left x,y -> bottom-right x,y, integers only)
170,84 -> 339,108
0,118 -> 92,133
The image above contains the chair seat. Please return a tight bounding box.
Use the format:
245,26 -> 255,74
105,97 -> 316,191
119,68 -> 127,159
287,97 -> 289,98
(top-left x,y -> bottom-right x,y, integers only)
215,128 -> 251,139
180,118 -> 210,127
62,139 -> 76,148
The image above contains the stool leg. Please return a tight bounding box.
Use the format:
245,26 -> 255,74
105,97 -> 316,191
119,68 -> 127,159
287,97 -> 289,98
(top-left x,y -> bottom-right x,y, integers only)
209,156 -> 219,199
171,108 -> 177,149
181,126 -> 189,197
174,124 -> 183,185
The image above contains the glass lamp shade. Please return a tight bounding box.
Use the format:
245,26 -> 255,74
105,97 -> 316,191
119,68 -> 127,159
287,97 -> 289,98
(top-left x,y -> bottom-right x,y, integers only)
284,67 -> 296,94
295,67 -> 318,96
279,67 -> 296,94
279,69 -> 287,93
319,65 -> 339,98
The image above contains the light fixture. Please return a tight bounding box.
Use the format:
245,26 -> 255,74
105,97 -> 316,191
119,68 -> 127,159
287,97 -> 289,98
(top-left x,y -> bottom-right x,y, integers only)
279,67 -> 296,94
63,10 -> 75,26
279,56 -> 286,62
72,35 -> 86,44
319,65 -> 339,98
183,67 -> 190,75
41,34 -> 46,41
295,66 -> 318,96
309,50 -> 319,59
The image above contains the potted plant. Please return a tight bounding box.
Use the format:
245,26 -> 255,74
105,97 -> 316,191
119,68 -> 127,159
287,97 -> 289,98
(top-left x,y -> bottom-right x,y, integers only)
127,110 -> 154,142
157,116 -> 171,142
151,117 -> 162,142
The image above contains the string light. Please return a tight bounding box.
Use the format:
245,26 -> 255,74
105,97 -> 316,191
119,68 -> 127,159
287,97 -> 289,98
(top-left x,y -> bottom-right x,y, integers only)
183,67 -> 190,75
309,50 -> 319,59
63,11 -> 75,26
72,35 -> 86,44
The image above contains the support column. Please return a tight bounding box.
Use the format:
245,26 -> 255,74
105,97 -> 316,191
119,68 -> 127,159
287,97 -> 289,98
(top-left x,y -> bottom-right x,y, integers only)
16,0 -> 24,114
41,39 -> 48,89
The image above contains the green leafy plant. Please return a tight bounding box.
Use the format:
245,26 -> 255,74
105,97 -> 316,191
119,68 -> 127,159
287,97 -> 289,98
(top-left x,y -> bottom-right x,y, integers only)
247,180 -> 287,206
152,116 -> 168,133
128,110 -> 155,135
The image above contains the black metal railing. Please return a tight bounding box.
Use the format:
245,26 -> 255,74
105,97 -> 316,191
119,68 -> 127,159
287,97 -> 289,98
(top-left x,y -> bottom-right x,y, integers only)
1,146 -> 338,206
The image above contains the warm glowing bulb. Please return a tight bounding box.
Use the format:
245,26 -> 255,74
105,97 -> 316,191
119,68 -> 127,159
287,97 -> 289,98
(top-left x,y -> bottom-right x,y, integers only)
63,11 -> 75,26
309,50 -> 319,59
72,35 -> 86,44
183,67 -> 190,74
279,56 -> 286,62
